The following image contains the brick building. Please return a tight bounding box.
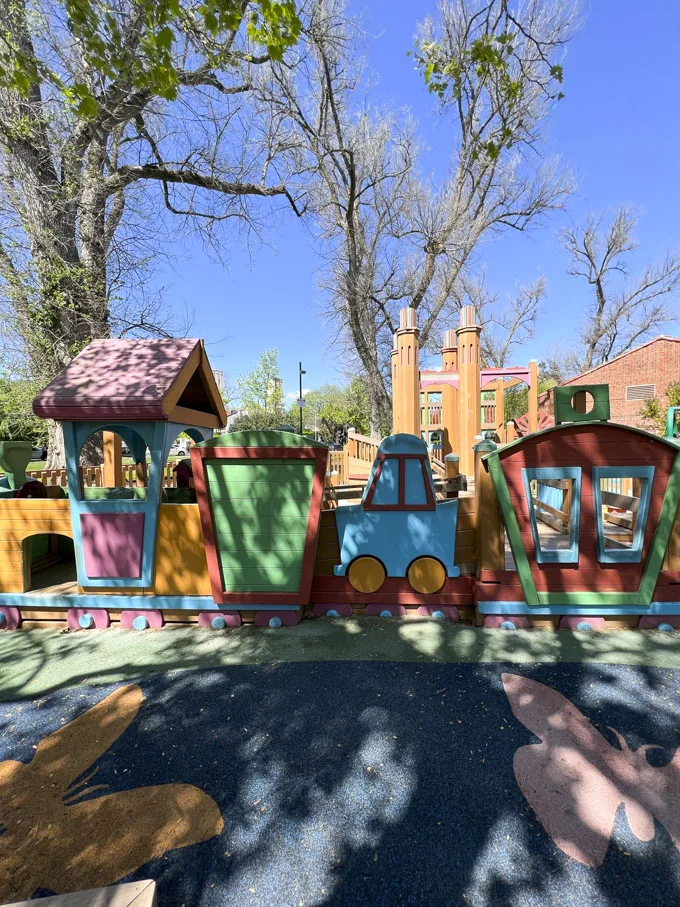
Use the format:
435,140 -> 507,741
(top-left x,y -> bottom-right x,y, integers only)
537,336 -> 680,430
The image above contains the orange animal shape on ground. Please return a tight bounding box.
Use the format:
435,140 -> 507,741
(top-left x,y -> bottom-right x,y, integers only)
502,672 -> 680,868
0,684 -> 224,902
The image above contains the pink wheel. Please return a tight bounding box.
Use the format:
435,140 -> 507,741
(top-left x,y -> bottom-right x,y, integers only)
254,611 -> 300,628
312,604 -> 353,618
0,607 -> 21,630
639,616 -> 680,630
67,608 -> 111,630
365,604 -> 407,618
417,605 -> 459,622
483,615 -> 530,629
198,611 -> 242,629
559,616 -> 606,631
120,609 -> 164,630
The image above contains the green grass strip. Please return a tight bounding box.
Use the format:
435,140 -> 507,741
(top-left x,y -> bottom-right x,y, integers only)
4,620 -> 680,702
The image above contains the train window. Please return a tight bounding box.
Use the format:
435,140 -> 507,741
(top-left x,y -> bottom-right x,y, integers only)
521,467 -> 582,564
404,458 -> 428,506
593,466 -> 654,563
371,457 -> 400,506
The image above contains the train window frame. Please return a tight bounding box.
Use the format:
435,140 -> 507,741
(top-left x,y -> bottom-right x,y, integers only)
593,465 -> 654,564
364,454 -> 436,512
521,466 -> 582,564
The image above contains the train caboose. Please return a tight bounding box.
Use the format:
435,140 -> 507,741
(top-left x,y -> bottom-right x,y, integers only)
476,385 -> 680,630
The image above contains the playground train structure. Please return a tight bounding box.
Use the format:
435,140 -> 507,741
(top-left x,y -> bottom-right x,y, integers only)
2,324 -> 680,634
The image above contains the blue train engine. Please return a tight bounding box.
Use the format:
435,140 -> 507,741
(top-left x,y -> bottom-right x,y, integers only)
330,434 -> 461,618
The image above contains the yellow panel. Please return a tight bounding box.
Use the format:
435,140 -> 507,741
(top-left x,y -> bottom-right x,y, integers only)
152,504 -> 212,596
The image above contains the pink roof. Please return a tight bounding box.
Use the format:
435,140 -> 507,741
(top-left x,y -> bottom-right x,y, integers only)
33,338 -> 207,421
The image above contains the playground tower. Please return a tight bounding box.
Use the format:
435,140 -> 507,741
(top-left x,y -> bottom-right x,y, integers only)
457,306 -> 482,477
392,307 -> 420,436
391,305 -> 538,477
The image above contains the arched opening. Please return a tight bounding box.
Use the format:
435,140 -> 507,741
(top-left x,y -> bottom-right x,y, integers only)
23,533 -> 76,594
79,427 -> 149,500
162,428 -> 205,503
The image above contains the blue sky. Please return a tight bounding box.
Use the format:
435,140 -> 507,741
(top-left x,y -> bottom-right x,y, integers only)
153,0 -> 680,400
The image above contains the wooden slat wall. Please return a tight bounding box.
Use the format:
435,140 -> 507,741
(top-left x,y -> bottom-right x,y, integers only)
0,499 -> 73,592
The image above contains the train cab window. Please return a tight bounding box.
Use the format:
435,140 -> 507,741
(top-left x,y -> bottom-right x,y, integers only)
404,458 -> 428,506
365,455 -> 436,510
522,467 -> 581,564
593,466 -> 654,563
370,457 -> 399,506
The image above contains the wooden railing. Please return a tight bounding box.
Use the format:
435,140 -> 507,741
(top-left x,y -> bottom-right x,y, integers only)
25,463 -> 178,489
426,404 -> 442,426
481,403 -> 497,428
345,432 -> 380,463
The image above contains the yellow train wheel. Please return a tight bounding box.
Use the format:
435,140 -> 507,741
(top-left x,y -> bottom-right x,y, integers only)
348,557 -> 386,594
407,557 -> 446,594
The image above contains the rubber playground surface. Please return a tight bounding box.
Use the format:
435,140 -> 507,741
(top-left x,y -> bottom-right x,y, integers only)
3,621 -> 680,906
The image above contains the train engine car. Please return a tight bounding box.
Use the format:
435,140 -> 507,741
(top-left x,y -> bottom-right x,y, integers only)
311,434 -> 470,620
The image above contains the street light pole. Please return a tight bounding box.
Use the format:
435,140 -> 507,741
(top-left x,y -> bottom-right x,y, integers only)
298,361 -> 306,434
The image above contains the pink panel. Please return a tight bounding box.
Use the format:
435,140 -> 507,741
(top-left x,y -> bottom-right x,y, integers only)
81,513 -> 145,578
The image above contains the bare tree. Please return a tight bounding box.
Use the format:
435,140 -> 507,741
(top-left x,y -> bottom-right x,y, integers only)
266,0 -> 575,432
563,207 -> 680,372
0,0 -> 304,465
452,272 -> 545,367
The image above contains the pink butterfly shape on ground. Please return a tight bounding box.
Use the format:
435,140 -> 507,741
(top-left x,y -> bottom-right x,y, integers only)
502,672 -> 680,868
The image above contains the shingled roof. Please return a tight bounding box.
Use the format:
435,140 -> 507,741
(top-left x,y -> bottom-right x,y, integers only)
33,338 -> 227,428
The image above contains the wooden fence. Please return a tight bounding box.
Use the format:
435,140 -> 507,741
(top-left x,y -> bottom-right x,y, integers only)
25,463 -> 178,488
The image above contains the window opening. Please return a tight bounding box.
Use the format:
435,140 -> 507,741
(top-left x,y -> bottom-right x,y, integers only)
522,467 -> 581,563
593,466 -> 654,563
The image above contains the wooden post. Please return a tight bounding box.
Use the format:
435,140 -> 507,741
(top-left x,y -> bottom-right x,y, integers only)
496,380 -> 505,440
103,432 -> 123,487
474,440 -> 504,572
391,344 -> 400,434
506,421 -> 517,442
392,307 -> 421,438
445,454 -> 460,499
136,459 -> 147,488
457,306 -> 482,478
528,359 -> 538,434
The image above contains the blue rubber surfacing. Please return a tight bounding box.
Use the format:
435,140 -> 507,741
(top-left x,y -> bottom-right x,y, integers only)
2,661 -> 680,907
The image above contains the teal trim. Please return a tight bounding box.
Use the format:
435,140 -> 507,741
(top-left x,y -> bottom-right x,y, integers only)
486,453 -> 539,605
667,407 -> 680,439
0,594 -> 300,611
477,600 -> 680,616
593,465 -> 654,563
522,467 -> 581,564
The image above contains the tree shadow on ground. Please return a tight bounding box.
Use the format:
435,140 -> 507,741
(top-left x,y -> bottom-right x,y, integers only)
2,653 -> 680,906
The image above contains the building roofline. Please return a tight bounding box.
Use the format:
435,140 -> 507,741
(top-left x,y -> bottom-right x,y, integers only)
564,335 -> 680,384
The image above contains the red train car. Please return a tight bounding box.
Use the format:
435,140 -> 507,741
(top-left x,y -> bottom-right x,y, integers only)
476,385 -> 680,630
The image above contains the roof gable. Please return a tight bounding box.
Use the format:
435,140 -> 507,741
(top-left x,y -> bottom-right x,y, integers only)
33,338 -> 227,427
